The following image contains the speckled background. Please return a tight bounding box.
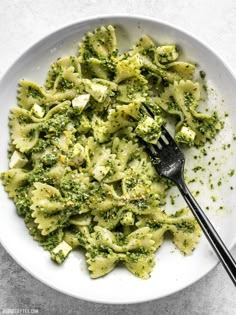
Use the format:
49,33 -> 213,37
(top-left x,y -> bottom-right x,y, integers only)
0,1 -> 236,314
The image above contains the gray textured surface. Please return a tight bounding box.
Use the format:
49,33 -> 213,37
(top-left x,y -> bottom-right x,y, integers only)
0,0 -> 236,314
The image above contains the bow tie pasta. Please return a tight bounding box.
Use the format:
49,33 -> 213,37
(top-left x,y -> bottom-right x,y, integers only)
1,25 -> 222,279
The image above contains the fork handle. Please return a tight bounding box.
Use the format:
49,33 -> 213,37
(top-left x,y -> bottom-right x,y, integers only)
177,177 -> 236,286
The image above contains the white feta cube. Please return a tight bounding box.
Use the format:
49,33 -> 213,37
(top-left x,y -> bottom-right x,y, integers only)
69,143 -> 85,166
31,103 -> 45,118
135,116 -> 163,144
9,151 -> 28,168
72,94 -> 90,113
84,80 -> 109,102
92,165 -> 110,182
175,126 -> 196,144
50,241 -> 72,264
156,45 -> 178,63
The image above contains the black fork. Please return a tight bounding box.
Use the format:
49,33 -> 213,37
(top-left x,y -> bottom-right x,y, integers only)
140,106 -> 236,286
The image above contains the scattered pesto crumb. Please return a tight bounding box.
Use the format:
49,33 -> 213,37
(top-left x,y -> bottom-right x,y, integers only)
211,196 -> 217,202
199,70 -> 206,79
170,195 -> 175,205
228,169 -> 235,177
219,206 -> 224,210
224,112 -> 229,117
230,186 -> 234,190
203,84 -> 207,91
201,148 -> 207,156
192,166 -> 205,173
217,180 -> 222,186
206,206 -> 210,210
222,144 -> 230,150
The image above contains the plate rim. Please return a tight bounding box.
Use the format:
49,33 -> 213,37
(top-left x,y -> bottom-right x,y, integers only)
0,14 -> 236,304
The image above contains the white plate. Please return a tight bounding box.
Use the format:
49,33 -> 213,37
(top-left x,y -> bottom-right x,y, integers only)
0,15 -> 236,304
